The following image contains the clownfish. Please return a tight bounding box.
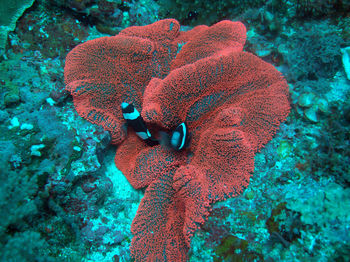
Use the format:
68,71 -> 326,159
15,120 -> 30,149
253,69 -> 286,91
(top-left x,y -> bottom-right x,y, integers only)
160,122 -> 191,151
170,122 -> 191,151
121,102 -> 191,151
121,102 -> 158,146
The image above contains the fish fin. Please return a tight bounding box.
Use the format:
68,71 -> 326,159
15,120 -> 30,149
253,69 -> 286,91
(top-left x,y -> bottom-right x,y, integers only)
185,132 -> 192,149
145,137 -> 159,146
158,131 -> 172,148
122,123 -> 128,135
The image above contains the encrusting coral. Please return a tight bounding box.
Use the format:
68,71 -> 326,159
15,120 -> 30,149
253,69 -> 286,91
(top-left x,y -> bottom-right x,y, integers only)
0,0 -> 35,55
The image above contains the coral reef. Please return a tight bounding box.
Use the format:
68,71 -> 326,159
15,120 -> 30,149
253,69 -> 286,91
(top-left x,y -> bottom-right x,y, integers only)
0,0 -> 35,55
157,0 -> 350,27
282,21 -> 343,82
45,0 -> 158,34
295,0 -> 350,17
0,0 -> 349,261
64,19 -> 290,260
158,0 -> 267,26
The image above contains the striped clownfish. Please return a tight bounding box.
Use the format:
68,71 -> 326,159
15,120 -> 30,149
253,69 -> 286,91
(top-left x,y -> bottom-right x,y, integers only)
159,122 -> 191,151
121,102 -> 158,146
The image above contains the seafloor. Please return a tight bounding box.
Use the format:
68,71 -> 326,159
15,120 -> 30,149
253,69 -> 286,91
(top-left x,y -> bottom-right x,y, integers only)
0,0 -> 349,261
